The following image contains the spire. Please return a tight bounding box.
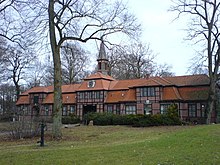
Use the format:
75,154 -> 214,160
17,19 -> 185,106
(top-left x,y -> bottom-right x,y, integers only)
98,40 -> 107,60
97,39 -> 109,75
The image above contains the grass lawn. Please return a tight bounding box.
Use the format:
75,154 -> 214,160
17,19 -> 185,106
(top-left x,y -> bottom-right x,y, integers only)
0,124 -> 219,165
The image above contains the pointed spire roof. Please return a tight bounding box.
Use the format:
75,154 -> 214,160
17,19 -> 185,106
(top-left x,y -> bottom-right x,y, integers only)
98,40 -> 107,60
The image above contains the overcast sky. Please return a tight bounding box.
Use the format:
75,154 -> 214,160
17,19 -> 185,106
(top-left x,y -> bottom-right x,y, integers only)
126,0 -> 196,76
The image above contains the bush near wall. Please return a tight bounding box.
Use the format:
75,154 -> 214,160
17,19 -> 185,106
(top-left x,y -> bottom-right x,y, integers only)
84,104 -> 182,126
83,112 -> 182,127
62,114 -> 80,124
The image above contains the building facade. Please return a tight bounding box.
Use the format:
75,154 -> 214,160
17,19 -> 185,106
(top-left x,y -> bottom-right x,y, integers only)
16,42 -> 217,123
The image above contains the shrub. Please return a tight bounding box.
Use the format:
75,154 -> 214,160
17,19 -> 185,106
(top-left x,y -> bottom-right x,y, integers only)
83,112 -> 181,127
62,114 -> 80,124
112,114 -> 124,125
9,120 -> 41,139
84,112 -> 114,125
167,104 -> 178,118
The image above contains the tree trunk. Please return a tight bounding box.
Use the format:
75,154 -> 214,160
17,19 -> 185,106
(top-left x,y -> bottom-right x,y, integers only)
13,79 -> 20,100
52,46 -> 63,138
48,0 -> 62,139
206,77 -> 216,124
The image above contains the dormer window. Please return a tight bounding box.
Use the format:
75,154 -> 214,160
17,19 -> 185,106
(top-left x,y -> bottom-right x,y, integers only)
88,80 -> 96,88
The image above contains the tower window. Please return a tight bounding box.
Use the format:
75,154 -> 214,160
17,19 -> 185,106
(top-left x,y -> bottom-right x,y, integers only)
88,80 -> 96,88
98,62 -> 101,70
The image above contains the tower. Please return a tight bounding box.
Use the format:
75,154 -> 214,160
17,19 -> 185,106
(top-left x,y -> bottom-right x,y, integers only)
97,40 -> 109,75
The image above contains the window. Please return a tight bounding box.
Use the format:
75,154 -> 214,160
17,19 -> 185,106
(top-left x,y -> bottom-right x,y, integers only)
189,104 -> 196,117
45,106 -> 49,116
23,106 -> 28,115
63,106 -> 67,116
140,87 -> 155,97
116,104 -> 120,115
0,105 -> 3,114
34,96 -> 39,104
70,106 -> 75,114
201,104 -> 205,117
126,105 -> 136,114
94,91 -> 99,99
88,92 -> 92,99
144,104 -> 152,115
78,92 -> 83,99
107,105 -> 113,113
160,104 -> 170,114
149,88 -> 155,96
94,91 -> 101,99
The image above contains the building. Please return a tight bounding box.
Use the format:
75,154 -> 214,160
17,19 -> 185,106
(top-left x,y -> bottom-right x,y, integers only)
16,42 -> 217,123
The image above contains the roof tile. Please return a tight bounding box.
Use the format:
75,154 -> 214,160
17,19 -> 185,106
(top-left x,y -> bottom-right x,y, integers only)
84,72 -> 115,81
105,89 -> 136,103
179,87 -> 209,101
162,87 -> 182,101
77,79 -> 111,91
43,93 -> 76,104
16,95 -> 29,105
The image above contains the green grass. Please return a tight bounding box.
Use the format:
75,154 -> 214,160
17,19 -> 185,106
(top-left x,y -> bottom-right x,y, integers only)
0,124 -> 219,165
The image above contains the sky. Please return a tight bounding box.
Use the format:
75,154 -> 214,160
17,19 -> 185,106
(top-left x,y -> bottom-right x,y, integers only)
126,0 -> 196,76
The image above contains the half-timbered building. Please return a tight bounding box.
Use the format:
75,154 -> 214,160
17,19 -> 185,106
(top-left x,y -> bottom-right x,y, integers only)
16,42 -> 217,123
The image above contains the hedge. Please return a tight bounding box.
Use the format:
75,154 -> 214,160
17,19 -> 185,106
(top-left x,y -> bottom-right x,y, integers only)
62,114 -> 80,124
83,112 -> 182,127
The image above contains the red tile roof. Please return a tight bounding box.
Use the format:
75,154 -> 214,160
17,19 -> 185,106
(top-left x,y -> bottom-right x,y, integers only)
62,84 -> 80,93
132,78 -> 166,87
77,79 -> 111,91
105,89 -> 136,103
109,79 -> 145,90
84,72 -> 115,81
162,86 -> 209,101
162,87 -> 182,101
21,86 -> 53,94
16,74 -> 210,105
43,93 -> 76,104
108,74 -> 209,90
42,93 -> 53,104
163,74 -> 209,86
178,87 -> 209,101
16,95 -> 29,105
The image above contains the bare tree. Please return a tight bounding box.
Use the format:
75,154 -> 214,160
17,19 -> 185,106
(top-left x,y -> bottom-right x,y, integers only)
61,43 -> 89,84
154,63 -> 175,77
107,46 -> 122,77
41,63 -> 54,86
171,0 -> 220,124
0,45 -> 36,99
188,52 -> 209,75
26,60 -> 49,88
0,84 -> 16,121
108,42 -> 155,79
0,0 -> 34,48
0,37 -> 7,81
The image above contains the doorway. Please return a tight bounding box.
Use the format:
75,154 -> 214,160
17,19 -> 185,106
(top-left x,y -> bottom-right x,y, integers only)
83,105 -> 96,116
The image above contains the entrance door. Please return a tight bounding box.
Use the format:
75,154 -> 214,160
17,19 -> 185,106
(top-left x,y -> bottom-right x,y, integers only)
144,104 -> 152,115
83,105 -> 96,116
